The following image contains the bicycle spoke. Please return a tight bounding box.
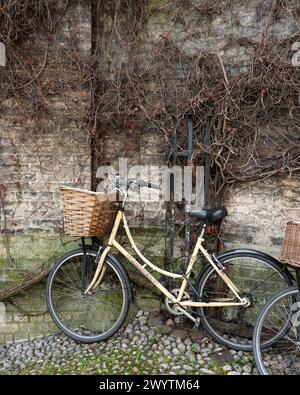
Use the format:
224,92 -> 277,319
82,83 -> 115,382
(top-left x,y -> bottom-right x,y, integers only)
254,288 -> 300,375
249,273 -> 280,295
197,254 -> 291,351
47,251 -> 129,342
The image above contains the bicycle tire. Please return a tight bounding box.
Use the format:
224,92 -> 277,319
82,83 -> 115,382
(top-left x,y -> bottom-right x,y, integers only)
195,251 -> 293,351
253,286 -> 300,375
46,248 -> 131,343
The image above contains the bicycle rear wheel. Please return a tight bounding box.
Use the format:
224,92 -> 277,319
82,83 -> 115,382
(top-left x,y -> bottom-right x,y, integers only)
46,248 -> 131,343
196,251 -> 293,351
253,286 -> 300,375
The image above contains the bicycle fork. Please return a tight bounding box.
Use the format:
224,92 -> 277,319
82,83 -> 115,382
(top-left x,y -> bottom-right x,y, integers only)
85,245 -> 110,294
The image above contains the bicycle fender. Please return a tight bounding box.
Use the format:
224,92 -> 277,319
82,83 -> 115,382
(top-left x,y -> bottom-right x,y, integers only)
217,248 -> 294,282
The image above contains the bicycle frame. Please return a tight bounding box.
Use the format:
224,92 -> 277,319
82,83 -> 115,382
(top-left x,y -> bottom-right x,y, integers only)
85,209 -> 248,323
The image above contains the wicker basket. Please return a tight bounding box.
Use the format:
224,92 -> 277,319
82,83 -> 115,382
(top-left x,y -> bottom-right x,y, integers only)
60,186 -> 118,237
279,221 -> 300,269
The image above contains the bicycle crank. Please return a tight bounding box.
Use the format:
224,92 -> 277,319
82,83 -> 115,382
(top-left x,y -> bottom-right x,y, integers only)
165,288 -> 191,316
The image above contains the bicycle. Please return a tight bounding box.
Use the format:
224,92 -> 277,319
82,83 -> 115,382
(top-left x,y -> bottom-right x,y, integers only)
253,222 -> 300,375
46,178 -> 293,351
253,282 -> 300,375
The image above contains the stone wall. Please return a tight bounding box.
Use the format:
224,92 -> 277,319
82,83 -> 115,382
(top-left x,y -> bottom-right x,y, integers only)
0,279 -> 161,344
224,176 -> 300,256
0,1 -> 92,343
0,1 -> 91,235
97,0 -> 299,252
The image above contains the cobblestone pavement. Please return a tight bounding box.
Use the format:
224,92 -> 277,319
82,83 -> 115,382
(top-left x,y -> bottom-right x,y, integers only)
0,310 -> 257,375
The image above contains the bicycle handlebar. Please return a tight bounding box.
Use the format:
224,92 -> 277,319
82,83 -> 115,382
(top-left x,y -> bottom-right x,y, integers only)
135,179 -> 160,190
116,178 -> 159,190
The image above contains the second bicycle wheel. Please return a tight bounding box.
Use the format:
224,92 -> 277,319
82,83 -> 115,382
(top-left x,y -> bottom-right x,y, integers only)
46,248 -> 131,343
196,251 -> 293,351
253,286 -> 300,375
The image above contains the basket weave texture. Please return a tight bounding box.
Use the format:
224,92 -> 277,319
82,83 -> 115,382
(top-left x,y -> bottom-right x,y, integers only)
279,221 -> 300,268
60,186 -> 118,237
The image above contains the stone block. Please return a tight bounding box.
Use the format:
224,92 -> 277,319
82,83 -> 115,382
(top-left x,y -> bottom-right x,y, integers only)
13,333 -> 30,342
4,334 -> 14,343
29,315 -> 45,323
12,314 -> 29,323
0,303 -> 7,324
0,323 -> 19,333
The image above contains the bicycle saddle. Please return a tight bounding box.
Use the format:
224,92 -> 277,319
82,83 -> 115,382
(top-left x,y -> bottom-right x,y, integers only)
188,206 -> 228,223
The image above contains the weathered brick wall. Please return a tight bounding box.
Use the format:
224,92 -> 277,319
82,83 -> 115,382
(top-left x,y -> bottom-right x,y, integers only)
0,1 -> 91,234
224,176 -> 300,256
98,0 -> 299,251
0,280 -> 160,344
0,1 -> 92,343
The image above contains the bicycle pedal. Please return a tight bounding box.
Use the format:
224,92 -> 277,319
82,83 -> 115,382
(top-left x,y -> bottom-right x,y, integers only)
193,317 -> 201,331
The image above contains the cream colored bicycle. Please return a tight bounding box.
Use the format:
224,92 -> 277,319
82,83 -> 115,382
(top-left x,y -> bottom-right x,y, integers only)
46,178 -> 293,350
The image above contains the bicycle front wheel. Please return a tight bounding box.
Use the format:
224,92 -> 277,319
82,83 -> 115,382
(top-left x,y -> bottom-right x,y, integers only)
253,286 -> 300,375
196,252 -> 292,351
46,248 -> 131,343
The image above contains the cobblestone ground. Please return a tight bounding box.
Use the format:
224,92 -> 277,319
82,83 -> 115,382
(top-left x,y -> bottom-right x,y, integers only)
0,310 -> 257,375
